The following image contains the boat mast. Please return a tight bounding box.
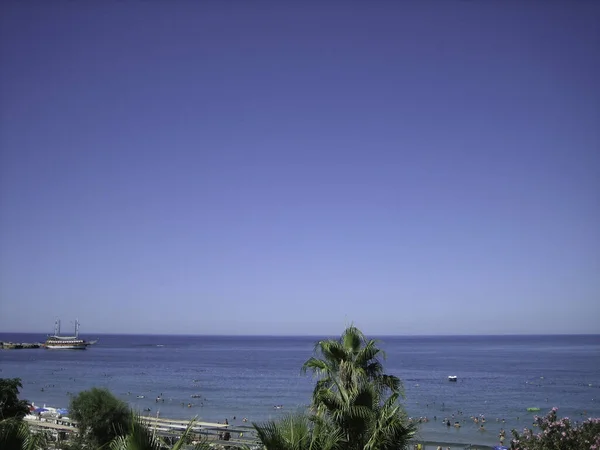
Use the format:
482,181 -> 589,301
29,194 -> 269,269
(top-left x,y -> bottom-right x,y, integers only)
75,319 -> 80,338
54,319 -> 61,336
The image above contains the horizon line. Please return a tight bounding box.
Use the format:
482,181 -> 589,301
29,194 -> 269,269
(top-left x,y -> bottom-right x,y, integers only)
1,331 -> 599,338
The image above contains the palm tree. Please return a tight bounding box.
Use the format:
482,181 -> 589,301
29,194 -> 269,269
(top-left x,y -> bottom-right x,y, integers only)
302,326 -> 403,401
300,325 -> 416,450
108,413 -> 211,450
312,374 -> 415,450
0,418 -> 48,450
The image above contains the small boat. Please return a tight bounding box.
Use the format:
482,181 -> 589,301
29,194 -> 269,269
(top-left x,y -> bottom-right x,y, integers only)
527,407 -> 541,412
448,376 -> 458,382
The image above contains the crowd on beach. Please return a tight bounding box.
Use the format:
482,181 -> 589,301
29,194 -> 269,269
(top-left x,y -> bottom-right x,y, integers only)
407,407 -> 514,447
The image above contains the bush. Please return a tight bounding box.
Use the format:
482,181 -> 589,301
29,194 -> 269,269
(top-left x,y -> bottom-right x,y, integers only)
69,387 -> 131,448
510,407 -> 600,450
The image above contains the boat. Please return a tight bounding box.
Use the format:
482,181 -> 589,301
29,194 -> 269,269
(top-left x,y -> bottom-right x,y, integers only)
448,376 -> 458,382
45,319 -> 97,350
527,407 -> 541,412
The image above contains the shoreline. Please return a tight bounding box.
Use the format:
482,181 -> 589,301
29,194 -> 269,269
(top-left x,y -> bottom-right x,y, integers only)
24,391 -> 563,448
26,403 -> 505,450
25,413 -> 498,450
24,397 -> 539,448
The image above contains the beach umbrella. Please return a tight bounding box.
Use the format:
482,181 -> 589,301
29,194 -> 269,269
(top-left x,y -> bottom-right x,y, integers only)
493,447 -> 509,450
33,407 -> 48,414
56,408 -> 69,415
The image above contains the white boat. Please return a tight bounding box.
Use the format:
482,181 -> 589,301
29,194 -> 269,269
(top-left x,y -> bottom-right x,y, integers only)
448,375 -> 458,382
45,319 -> 97,350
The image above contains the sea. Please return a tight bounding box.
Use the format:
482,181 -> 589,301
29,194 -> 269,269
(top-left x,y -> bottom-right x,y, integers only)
1,333 -> 599,447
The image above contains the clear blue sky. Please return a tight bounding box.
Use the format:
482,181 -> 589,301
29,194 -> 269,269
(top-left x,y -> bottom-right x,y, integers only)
1,2 -> 598,336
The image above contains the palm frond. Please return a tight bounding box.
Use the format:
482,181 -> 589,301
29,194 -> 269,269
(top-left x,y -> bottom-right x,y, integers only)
253,413 -> 312,450
0,419 -> 49,450
355,343 -> 380,367
353,386 -> 377,409
377,374 -> 403,397
315,389 -> 345,413
170,417 -> 210,450
108,413 -> 162,450
364,361 -> 383,379
22,429 -> 49,450
108,414 -> 209,450
341,327 -> 363,353
318,341 -> 347,365
301,357 -> 329,375
381,393 -> 400,411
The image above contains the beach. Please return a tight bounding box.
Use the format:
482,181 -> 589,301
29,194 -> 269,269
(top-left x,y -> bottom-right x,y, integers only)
24,412 -> 498,449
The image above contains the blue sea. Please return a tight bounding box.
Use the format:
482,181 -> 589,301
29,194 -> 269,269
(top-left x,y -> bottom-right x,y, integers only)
1,333 -> 599,447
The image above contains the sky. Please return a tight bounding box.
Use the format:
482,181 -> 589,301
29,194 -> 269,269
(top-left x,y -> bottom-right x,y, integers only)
0,1 -> 598,336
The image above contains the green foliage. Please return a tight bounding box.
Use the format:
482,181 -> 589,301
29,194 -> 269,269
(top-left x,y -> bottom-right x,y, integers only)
305,326 -> 415,450
255,325 -> 416,450
0,379 -> 48,450
254,413 -> 343,450
109,413 -> 211,450
55,441 -> 85,450
108,414 -> 162,450
0,378 -> 30,421
302,326 -> 403,401
0,418 -> 48,450
510,407 -> 600,450
69,387 -> 131,448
